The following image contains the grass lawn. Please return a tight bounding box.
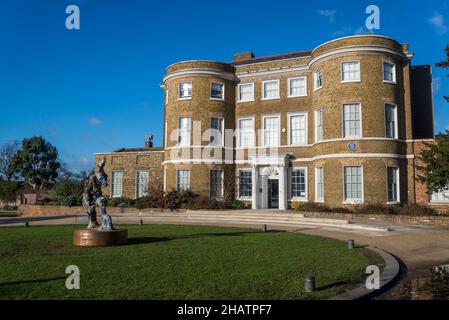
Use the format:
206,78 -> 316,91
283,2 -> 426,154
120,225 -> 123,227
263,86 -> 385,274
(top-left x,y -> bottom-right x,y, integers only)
0,211 -> 17,217
0,224 -> 377,300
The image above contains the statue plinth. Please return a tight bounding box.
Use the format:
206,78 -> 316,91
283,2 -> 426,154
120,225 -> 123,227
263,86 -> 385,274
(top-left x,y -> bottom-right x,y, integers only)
73,229 -> 128,247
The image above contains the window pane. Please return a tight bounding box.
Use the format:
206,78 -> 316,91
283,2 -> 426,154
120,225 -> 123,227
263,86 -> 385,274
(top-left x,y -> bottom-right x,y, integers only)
239,84 -> 253,101
315,109 -> 323,142
136,171 -> 149,198
315,70 -> 323,89
385,104 -> 396,138
210,170 -> 224,198
111,171 -> 123,197
344,166 -> 362,202
383,62 -> 394,82
178,117 -> 191,146
239,119 -> 254,148
239,170 -> 252,197
431,186 -> 449,203
179,82 -> 192,98
211,83 -> 224,99
290,114 -> 306,145
387,167 -> 399,202
263,81 -> 279,99
290,77 -> 306,96
292,169 -> 306,198
176,170 -> 190,191
343,104 -> 361,137
264,117 -> 279,146
210,117 -> 223,145
315,167 -> 324,202
342,62 -> 360,81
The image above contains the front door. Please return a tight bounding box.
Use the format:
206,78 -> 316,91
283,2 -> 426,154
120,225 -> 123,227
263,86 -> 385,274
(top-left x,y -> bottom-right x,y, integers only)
268,179 -> 279,208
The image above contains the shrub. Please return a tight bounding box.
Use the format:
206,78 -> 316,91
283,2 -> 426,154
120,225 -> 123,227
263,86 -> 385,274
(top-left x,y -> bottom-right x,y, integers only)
186,195 -> 225,210
164,190 -> 184,210
107,197 -> 135,207
353,204 -> 400,215
53,179 -> 83,199
134,196 -> 156,210
62,195 -> 82,207
1,205 -> 18,211
230,199 -> 245,210
396,204 -> 437,216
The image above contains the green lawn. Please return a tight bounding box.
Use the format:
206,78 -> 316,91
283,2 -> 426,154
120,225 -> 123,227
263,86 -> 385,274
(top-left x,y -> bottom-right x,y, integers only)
0,224 -> 375,300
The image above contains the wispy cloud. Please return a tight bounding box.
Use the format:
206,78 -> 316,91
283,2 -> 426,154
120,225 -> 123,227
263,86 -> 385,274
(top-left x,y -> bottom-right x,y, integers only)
318,9 -> 337,23
331,26 -> 351,37
88,117 -> 103,126
428,12 -> 448,35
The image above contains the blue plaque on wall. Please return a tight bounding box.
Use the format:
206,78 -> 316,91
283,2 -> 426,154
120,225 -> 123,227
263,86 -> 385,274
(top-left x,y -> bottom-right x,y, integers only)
348,143 -> 357,151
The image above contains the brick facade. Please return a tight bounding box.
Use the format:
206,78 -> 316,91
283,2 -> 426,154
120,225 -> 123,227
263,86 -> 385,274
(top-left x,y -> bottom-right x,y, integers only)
94,35 -> 447,211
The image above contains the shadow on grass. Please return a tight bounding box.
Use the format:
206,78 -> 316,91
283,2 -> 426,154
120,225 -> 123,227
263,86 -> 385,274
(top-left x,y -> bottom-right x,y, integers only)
316,280 -> 352,291
0,276 -> 67,287
127,230 -> 283,246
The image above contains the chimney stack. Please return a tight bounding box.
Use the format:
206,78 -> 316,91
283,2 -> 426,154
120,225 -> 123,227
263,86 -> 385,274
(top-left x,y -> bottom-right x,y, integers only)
233,51 -> 255,62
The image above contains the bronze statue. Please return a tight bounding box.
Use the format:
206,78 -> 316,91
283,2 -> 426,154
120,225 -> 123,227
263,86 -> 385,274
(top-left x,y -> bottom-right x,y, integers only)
82,158 -> 114,231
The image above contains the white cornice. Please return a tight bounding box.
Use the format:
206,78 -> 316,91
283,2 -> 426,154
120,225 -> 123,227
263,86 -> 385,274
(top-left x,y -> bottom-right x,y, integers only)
162,68 -> 237,83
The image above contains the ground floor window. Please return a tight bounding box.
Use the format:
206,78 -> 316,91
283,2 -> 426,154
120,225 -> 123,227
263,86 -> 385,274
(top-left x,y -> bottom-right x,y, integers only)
315,167 -> 324,202
136,171 -> 149,198
387,166 -> 400,203
344,166 -> 363,203
291,168 -> 307,200
210,170 -> 224,198
239,170 -> 252,198
176,170 -> 190,191
111,171 -> 123,198
431,187 -> 449,203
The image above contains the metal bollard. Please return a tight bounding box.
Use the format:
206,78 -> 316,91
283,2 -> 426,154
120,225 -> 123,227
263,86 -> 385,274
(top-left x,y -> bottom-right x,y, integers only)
261,224 -> 267,232
304,275 -> 315,292
24,221 -> 29,228
139,219 -> 144,226
348,239 -> 355,250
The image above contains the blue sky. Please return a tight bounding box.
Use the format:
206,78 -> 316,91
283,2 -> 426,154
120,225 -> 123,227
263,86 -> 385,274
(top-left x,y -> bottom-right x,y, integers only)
0,0 -> 448,172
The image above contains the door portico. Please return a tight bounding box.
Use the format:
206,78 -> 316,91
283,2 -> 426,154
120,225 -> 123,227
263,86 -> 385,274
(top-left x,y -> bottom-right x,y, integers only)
250,154 -> 291,210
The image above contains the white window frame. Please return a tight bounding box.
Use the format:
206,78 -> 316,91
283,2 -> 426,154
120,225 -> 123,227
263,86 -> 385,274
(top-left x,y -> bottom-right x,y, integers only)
430,187 -> 449,203
262,114 -> 281,147
209,116 -> 224,146
210,82 -> 225,101
384,103 -> 399,139
176,170 -> 190,192
315,167 -> 324,203
343,166 -> 364,204
237,116 -> 255,148
342,103 -> 362,138
262,79 -> 280,100
111,171 -> 123,198
287,76 -> 307,98
383,61 -> 397,84
238,169 -> 252,200
178,82 -> 192,100
209,169 -> 224,198
237,83 -> 255,102
314,108 -> 324,143
287,112 -> 308,146
290,167 -> 308,202
314,69 -> 323,91
135,170 -> 149,199
386,166 -> 400,204
177,116 -> 191,146
341,61 -> 361,83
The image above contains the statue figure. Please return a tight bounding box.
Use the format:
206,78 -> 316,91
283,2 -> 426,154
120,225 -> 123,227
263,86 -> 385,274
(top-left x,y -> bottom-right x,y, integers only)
82,158 -> 114,231
145,133 -> 154,143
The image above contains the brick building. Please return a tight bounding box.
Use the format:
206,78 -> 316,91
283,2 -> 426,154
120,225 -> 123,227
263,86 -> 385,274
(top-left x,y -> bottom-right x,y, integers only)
95,35 -> 449,210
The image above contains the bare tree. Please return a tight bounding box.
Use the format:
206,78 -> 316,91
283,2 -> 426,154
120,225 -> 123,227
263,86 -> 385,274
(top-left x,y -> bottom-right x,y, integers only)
0,140 -> 19,181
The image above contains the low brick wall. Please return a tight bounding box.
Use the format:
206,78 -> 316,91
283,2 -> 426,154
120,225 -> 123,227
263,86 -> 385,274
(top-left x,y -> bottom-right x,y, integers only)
18,205 -> 169,217
303,212 -> 449,227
